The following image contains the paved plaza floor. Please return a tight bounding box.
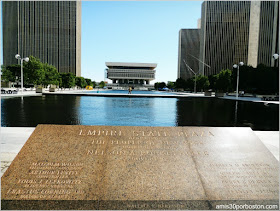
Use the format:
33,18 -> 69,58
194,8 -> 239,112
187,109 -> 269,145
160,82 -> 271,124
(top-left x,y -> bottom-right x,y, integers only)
1,88 -> 279,104
1,127 -> 278,177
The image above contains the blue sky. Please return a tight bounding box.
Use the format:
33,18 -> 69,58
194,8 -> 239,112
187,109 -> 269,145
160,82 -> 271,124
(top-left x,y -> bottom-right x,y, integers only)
1,1 -> 203,83
82,1 -> 202,83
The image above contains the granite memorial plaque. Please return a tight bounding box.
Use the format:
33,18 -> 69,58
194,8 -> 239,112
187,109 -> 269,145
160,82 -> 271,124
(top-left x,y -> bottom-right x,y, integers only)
1,125 -> 279,210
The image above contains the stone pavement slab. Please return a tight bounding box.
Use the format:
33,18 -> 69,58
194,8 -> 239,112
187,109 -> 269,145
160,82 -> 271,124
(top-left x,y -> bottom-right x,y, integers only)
1,127 -> 278,178
1,125 -> 279,210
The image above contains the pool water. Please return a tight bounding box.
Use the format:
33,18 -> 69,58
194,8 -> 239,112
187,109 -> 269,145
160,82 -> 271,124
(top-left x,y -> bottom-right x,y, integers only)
87,90 -> 176,95
1,95 -> 278,130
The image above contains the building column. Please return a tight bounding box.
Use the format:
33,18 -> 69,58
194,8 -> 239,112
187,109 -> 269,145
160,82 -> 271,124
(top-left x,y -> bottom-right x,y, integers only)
247,1 -> 261,67
271,1 -> 279,67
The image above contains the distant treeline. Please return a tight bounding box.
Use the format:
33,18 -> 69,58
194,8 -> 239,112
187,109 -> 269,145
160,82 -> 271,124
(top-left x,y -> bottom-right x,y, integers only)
1,56 -> 107,89
155,64 -> 279,95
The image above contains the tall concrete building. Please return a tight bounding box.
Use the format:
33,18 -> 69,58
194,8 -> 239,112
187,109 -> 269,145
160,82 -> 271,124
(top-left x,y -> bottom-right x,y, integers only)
178,1 -> 279,79
257,1 -> 279,67
199,1 -> 279,76
177,29 -> 200,80
2,1 -> 81,76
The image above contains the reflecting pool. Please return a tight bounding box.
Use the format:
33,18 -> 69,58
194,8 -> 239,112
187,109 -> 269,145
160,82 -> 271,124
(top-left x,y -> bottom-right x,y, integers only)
86,90 -> 176,95
1,95 -> 278,130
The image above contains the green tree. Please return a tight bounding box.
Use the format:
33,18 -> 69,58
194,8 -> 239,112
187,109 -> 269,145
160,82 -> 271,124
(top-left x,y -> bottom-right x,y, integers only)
215,69 -> 232,92
154,82 -> 160,89
75,77 -> 87,88
92,81 -> 97,88
238,65 -> 254,92
23,56 -> 45,85
154,82 -> 166,89
167,81 -> 175,89
85,78 -> 93,86
185,77 -> 195,91
208,74 -> 217,90
99,81 -> 106,88
195,75 -> 210,91
175,78 -> 187,90
158,82 -> 166,89
42,63 -> 60,87
254,64 -> 279,94
1,65 -> 16,82
2,64 -> 21,84
60,73 -> 76,89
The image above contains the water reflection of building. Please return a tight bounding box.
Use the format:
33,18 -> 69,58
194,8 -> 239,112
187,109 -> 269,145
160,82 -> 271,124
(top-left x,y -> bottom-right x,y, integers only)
175,98 -> 279,130
106,62 -> 156,89
1,95 -> 82,126
175,98 -> 235,127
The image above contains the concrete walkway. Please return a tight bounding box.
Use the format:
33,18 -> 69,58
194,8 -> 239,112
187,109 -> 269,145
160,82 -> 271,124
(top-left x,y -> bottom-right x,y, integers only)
1,89 -> 279,104
1,127 -> 278,177
1,127 -> 35,176
222,95 -> 279,104
42,91 -> 280,103
43,91 -> 207,98
1,90 -> 42,98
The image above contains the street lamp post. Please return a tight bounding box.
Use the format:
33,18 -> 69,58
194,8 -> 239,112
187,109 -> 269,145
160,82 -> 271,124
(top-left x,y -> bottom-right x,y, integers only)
273,53 -> 279,67
194,73 -> 197,93
233,62 -> 244,99
183,59 -> 197,93
15,54 -> 29,95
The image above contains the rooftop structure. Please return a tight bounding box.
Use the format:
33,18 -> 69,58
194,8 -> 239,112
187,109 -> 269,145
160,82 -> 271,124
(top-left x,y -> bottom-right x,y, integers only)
106,62 -> 156,86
